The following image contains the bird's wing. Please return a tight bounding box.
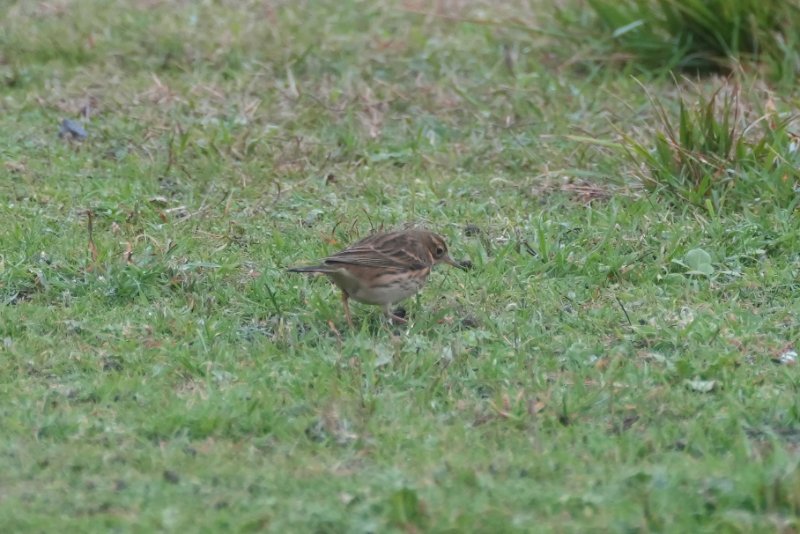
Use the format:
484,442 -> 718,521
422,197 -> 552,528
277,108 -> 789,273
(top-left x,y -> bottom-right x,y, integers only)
323,233 -> 427,271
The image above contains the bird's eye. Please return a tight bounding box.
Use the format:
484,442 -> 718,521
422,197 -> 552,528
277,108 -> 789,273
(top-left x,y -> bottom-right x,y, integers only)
435,246 -> 445,257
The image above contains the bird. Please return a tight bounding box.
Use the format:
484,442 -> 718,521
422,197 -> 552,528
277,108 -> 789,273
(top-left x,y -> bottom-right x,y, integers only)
288,228 -> 464,327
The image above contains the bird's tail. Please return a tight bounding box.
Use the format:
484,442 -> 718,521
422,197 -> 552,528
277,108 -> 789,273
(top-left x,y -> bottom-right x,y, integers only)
287,265 -> 331,273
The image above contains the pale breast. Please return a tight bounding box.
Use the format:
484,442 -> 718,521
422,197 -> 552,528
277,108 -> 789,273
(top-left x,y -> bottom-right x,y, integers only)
350,269 -> 430,305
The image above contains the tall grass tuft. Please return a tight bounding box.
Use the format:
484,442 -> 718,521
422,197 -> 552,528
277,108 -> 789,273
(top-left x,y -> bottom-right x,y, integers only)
581,0 -> 800,78
622,84 -> 799,210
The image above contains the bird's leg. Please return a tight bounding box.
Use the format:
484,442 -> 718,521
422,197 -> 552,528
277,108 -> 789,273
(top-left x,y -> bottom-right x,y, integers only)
383,303 -> 407,324
341,291 -> 354,328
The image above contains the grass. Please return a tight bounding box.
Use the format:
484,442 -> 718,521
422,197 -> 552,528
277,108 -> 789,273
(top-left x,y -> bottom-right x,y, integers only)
577,0 -> 800,80
579,82 -> 800,210
2,0 -> 800,531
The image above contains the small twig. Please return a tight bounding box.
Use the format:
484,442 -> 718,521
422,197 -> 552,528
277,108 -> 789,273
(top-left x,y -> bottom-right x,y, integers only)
163,131 -> 175,178
615,296 -> 633,327
327,319 -> 341,341
223,189 -> 234,217
86,209 -> 98,267
348,218 -> 360,240
522,240 -> 537,257
503,43 -> 516,78
329,220 -> 342,243
122,242 -> 133,264
487,400 -> 513,420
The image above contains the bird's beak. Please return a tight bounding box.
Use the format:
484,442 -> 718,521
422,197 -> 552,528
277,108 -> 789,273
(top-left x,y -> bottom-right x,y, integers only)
443,254 -> 467,270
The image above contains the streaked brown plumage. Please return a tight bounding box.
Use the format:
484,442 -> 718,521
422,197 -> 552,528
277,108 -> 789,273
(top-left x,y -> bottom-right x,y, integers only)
288,228 -> 463,326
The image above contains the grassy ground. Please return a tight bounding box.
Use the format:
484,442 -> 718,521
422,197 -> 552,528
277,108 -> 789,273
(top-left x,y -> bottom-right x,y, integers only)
2,0 -> 800,531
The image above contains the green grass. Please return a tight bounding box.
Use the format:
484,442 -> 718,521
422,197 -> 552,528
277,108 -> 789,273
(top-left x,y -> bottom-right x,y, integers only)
2,0 -> 800,531
576,0 -> 800,80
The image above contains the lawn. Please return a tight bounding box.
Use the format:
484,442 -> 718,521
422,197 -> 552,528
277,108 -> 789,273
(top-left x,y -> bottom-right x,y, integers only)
1,0 -> 799,531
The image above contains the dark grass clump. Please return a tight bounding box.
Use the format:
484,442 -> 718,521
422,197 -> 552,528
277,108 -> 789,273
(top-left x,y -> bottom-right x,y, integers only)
575,0 -> 800,80
621,84 -> 799,210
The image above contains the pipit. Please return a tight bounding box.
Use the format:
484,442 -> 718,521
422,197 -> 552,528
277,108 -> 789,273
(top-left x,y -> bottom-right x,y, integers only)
288,228 -> 464,326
